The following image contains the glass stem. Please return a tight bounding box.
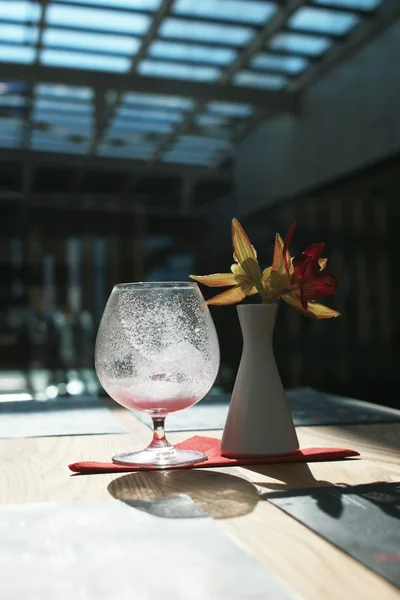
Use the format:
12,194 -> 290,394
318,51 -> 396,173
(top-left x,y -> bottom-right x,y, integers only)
150,416 -> 171,450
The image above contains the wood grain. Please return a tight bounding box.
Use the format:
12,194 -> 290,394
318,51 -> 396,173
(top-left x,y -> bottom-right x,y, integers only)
0,404 -> 399,600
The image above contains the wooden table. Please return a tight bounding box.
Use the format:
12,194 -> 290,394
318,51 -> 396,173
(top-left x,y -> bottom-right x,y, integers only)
1,404 -> 399,600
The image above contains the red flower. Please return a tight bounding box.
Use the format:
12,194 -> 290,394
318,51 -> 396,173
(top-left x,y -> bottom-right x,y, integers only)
291,241 -> 338,309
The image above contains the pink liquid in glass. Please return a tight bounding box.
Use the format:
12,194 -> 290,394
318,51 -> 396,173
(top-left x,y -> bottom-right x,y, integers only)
113,388 -> 198,414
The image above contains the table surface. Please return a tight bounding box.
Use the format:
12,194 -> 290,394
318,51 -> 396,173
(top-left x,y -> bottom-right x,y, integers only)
1,401 -> 399,600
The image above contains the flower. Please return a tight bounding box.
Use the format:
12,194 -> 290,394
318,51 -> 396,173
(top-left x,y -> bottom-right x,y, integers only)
190,218 -> 340,319
264,222 -> 340,319
190,218 -> 268,305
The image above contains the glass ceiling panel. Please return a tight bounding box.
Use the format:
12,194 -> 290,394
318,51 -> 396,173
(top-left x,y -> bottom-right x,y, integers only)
314,0 -> 381,10
0,117 -> 22,129
0,95 -> 25,107
46,4 -> 151,35
35,84 -> 93,101
111,120 -> 173,134
269,32 -> 332,56
59,0 -> 162,9
149,40 -> 236,66
138,60 -> 220,82
172,0 -> 277,26
0,24 -> 38,44
0,45 -> 35,64
43,29 -> 141,55
117,106 -> 184,122
196,114 -> 228,127
160,18 -> 254,46
34,99 -> 92,113
33,110 -> 92,126
289,7 -> 360,36
251,53 -> 309,75
40,49 -> 131,72
163,153 -> 214,166
0,1 -> 41,22
123,92 -> 193,110
97,145 -> 155,159
234,71 -> 287,90
207,101 -> 253,117
176,135 -> 230,149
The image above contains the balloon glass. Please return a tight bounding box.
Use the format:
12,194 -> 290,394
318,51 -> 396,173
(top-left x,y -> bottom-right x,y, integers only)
95,282 -> 220,468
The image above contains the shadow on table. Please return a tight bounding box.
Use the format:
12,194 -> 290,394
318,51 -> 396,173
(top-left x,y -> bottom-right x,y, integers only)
244,461 -> 334,493
262,481 -> 400,520
108,469 -> 260,520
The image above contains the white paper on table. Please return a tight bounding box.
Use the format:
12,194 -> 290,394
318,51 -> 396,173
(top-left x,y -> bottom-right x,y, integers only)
0,395 -> 126,438
0,497 -> 302,600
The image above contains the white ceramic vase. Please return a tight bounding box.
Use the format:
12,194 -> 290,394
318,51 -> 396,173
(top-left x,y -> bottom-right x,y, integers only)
221,303 -> 299,457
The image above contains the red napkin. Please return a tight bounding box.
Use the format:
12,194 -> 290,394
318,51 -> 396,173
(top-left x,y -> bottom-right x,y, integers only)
69,435 -> 359,474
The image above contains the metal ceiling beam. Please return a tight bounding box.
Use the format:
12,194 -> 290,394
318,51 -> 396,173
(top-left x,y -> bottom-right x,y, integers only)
220,0 -> 307,84
152,0 -> 305,170
0,148 -> 231,182
0,63 -> 299,112
290,0 -> 400,91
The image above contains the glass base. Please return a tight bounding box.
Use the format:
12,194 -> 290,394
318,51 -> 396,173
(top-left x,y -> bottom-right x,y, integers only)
112,446 -> 207,469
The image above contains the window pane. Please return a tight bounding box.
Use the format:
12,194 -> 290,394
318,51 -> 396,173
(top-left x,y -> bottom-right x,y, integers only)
172,0 -> 277,25
35,83 -> 93,101
289,7 -> 360,36
123,92 -> 193,110
234,71 -> 287,89
46,4 -> 150,34
269,32 -> 332,56
117,106 -> 184,122
251,53 -> 308,75
149,40 -> 236,66
207,101 -> 253,117
0,95 -> 25,108
160,18 -> 254,46
314,0 -> 381,10
43,29 -> 140,55
0,44 -> 35,64
0,1 -> 41,22
138,60 -> 221,82
0,24 -> 38,44
40,49 -> 131,72
97,144 -> 155,159
59,0 -> 162,10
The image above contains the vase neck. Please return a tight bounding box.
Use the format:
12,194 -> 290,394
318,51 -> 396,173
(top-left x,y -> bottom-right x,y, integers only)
237,304 -> 277,343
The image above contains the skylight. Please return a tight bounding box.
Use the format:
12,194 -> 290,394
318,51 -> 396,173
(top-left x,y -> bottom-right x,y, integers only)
60,0 -> 162,9
111,119 -> 173,134
289,7 -> 360,36
234,71 -> 287,90
0,45 -> 36,64
251,53 -> 309,75
0,1 -> 41,22
138,60 -> 221,82
123,93 -> 194,111
269,32 -> 332,56
117,106 -> 184,123
40,49 -> 131,72
46,4 -> 151,35
34,99 -> 92,114
314,0 -> 381,10
43,29 -> 141,56
0,24 -> 39,44
35,84 -> 93,101
160,18 -> 254,46
172,0 -> 277,26
207,101 -> 254,118
149,41 -> 237,66
163,152 -> 214,166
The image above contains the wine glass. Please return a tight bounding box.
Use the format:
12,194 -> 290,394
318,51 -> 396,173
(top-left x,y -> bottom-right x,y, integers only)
95,282 -> 220,468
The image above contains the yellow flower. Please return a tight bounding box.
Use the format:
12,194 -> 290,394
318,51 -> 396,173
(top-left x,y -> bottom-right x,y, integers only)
190,218 -> 268,305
